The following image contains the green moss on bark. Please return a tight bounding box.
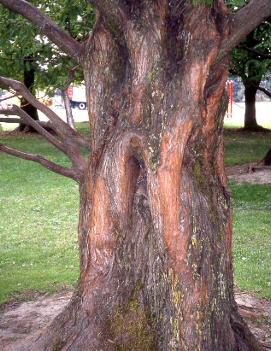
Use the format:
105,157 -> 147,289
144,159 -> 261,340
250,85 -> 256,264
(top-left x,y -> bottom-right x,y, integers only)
110,291 -> 155,350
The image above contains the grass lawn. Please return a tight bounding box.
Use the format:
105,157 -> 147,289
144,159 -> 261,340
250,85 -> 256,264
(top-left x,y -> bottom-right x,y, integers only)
0,125 -> 270,303
224,131 -> 271,166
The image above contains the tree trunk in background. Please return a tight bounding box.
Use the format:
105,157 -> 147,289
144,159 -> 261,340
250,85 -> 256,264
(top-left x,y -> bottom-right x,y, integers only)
18,56 -> 39,132
18,2 -> 261,351
243,80 -> 261,131
263,147 -> 271,165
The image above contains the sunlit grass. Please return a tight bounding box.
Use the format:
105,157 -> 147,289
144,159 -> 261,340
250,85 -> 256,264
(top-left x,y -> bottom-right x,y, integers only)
230,183 -> 271,298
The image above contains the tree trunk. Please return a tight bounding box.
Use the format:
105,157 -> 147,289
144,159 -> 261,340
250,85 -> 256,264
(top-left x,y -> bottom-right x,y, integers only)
18,3 -> 261,351
243,80 -> 260,131
18,56 -> 39,132
263,147 -> 271,165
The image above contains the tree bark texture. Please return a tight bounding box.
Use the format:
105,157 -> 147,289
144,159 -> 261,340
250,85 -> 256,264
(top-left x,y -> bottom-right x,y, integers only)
19,56 -> 39,132
243,80 -> 260,130
16,2 -> 261,351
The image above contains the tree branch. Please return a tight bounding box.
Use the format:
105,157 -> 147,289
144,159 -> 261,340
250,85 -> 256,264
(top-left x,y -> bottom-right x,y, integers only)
0,76 -> 90,150
0,105 -> 66,153
0,93 -> 18,102
0,144 -> 81,182
218,0 -> 271,61
0,0 -> 82,62
258,86 -> 271,98
241,45 -> 271,60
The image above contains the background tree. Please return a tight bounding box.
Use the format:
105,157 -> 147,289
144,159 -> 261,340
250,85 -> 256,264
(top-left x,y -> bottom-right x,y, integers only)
1,1 -> 271,350
230,17 -> 271,130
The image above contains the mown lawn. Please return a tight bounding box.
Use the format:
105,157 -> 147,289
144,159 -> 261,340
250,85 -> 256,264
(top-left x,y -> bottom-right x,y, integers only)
224,130 -> 271,166
0,126 -> 270,303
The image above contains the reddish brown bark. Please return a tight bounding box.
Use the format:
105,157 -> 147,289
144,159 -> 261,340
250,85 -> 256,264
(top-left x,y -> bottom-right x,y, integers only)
1,1 -> 271,351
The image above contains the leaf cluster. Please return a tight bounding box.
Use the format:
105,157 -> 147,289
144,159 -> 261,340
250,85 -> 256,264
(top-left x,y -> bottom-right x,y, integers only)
0,0 -> 95,95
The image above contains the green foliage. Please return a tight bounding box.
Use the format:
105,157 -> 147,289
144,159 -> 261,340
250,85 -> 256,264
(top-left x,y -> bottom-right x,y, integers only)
230,14 -> 271,86
0,1 -> 95,95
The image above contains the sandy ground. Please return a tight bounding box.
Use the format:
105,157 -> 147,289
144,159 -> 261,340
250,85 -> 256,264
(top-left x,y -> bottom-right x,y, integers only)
227,163 -> 271,184
0,291 -> 270,350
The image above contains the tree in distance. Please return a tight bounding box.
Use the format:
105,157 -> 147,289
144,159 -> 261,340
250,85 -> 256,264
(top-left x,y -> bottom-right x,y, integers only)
231,17 -> 271,131
0,0 -> 271,350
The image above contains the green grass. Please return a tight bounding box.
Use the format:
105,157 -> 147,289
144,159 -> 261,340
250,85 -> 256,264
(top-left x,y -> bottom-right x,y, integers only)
224,131 -> 271,166
0,133 -> 80,303
230,183 -> 271,299
0,126 -> 270,303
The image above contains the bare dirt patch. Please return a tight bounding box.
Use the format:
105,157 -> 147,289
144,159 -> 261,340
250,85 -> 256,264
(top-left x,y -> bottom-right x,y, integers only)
0,291 -> 271,350
0,292 -> 72,350
226,163 -> 271,184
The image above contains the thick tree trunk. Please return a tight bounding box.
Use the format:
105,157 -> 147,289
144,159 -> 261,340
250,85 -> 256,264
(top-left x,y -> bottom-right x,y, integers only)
243,80 -> 261,131
18,56 -> 39,132
263,147 -> 271,165
17,3 -> 261,351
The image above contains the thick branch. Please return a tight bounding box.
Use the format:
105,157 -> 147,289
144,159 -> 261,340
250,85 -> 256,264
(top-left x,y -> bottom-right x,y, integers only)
258,86 -> 271,98
218,0 -> 271,61
0,105 -> 66,153
0,0 -> 82,62
0,76 -> 90,150
0,144 -> 81,182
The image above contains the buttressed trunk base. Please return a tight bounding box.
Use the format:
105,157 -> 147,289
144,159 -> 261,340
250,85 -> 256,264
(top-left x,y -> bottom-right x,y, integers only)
17,2 -> 262,351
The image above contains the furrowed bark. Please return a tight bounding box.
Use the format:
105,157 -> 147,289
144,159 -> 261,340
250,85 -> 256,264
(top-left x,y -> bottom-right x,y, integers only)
0,0 -> 82,62
3,1 -> 271,351
12,2 -> 265,351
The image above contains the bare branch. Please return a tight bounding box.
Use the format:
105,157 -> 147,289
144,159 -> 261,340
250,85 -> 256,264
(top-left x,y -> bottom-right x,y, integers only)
218,0 -> 271,61
0,0 -> 82,62
0,117 -> 53,130
258,86 -> 271,98
0,117 -> 22,123
0,76 -> 90,150
0,144 -> 81,182
0,93 -> 18,102
62,91 -> 75,129
0,105 -> 66,153
241,45 -> 271,60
